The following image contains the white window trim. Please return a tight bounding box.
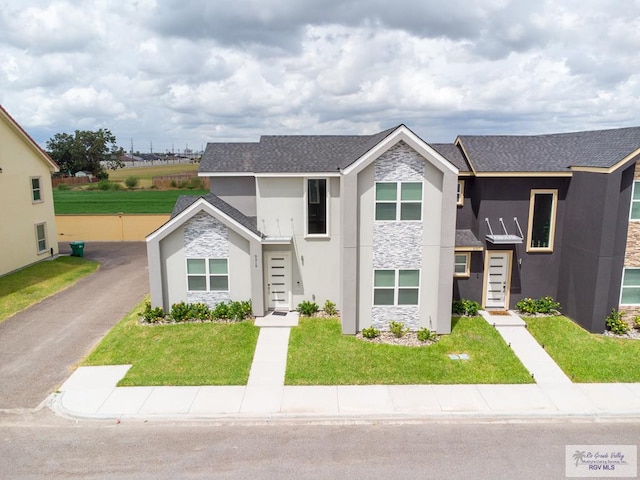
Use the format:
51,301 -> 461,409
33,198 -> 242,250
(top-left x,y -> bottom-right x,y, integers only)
31,176 -> 43,204
620,267 -> 640,306
457,180 -> 465,206
304,177 -> 330,238
186,258 -> 229,292
374,181 -> 424,222
526,189 -> 558,253
35,222 -> 47,254
454,252 -> 471,277
630,180 -> 640,221
373,269 -> 420,306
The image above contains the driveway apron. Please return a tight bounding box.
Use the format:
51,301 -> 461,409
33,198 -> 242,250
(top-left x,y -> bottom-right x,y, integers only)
0,242 -> 148,409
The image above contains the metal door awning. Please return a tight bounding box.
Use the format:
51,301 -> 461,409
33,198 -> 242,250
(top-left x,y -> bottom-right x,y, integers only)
485,217 -> 524,244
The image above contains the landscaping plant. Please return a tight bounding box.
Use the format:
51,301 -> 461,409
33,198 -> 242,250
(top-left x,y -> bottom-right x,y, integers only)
605,308 -> 630,335
417,327 -> 437,343
323,299 -> 337,316
361,326 -> 380,339
297,300 -> 319,317
452,299 -> 481,316
388,320 -> 408,338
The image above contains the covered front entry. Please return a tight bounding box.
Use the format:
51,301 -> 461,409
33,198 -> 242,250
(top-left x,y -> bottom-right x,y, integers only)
266,252 -> 292,311
483,251 -> 512,309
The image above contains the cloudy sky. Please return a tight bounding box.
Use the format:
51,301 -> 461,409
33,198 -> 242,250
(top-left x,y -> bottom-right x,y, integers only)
1,0 -> 640,153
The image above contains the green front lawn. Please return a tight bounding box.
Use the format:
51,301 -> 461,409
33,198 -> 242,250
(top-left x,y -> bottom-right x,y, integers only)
0,256 -> 99,323
526,316 -> 640,382
82,301 -> 260,386
53,189 -> 209,214
286,317 -> 533,385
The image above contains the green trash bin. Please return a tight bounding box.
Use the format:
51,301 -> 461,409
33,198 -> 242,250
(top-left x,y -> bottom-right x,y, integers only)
69,241 -> 85,257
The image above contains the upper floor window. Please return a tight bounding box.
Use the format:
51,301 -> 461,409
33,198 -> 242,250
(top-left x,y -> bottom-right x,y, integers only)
526,189 -> 558,252
35,223 -> 47,253
186,258 -> 229,292
31,177 -> 42,203
306,178 -> 328,235
630,181 -> 640,221
457,180 -> 465,206
375,182 -> 423,221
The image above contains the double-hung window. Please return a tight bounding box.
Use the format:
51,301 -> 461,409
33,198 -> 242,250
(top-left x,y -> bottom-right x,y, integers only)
31,177 -> 42,203
620,268 -> 640,305
35,223 -> 47,253
373,269 -> 420,306
306,178 -> 328,235
526,189 -> 558,252
375,182 -> 422,221
186,258 -> 229,291
630,181 -> 640,220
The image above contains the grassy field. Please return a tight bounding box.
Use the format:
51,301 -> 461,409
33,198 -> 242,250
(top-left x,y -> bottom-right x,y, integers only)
82,300 -> 260,386
0,257 -> 99,323
285,317 -> 533,385
108,163 -> 200,187
53,189 -> 209,214
526,316 -> 640,382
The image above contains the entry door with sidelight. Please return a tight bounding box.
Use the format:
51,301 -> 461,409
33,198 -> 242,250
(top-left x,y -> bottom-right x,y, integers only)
267,253 -> 291,310
484,251 -> 511,309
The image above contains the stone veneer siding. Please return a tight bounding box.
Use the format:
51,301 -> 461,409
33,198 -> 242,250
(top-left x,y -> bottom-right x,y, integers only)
371,142 -> 424,330
184,211 -> 231,307
621,163 -> 640,322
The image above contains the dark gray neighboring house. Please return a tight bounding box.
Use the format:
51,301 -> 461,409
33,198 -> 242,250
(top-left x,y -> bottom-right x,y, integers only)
445,127 -> 640,332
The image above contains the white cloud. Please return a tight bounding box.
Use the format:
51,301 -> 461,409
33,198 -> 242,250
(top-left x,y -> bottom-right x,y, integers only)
0,0 -> 639,150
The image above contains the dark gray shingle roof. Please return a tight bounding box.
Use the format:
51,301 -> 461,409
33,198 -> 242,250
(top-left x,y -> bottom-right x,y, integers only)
431,143 -> 470,172
455,229 -> 483,248
458,127 -> 640,172
200,126 -> 398,174
171,194 -> 262,237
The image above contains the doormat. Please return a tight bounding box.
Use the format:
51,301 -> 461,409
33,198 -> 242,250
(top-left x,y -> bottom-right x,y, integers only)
488,310 -> 510,316
271,311 -> 288,316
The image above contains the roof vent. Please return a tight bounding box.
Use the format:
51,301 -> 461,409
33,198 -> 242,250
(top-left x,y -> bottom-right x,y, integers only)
485,217 -> 524,244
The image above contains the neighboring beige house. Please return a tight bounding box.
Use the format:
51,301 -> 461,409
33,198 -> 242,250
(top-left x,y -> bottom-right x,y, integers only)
0,105 -> 59,276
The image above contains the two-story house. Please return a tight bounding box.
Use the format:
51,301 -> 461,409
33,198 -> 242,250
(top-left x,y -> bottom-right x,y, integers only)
0,105 -> 59,276
147,124 -> 640,334
147,126 -> 458,334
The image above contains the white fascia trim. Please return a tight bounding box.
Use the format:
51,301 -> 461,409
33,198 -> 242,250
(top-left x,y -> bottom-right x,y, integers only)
342,125 -> 459,176
146,197 -> 262,243
198,172 -> 255,177
256,172 -> 341,178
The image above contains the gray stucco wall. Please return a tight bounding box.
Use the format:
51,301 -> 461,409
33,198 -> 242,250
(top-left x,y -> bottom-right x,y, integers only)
210,176 -> 257,218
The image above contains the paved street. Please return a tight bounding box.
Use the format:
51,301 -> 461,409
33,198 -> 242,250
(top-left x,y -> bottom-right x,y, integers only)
1,410 -> 638,479
0,242 -> 148,409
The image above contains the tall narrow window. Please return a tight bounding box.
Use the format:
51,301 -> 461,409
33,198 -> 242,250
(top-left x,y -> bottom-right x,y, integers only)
526,189 -> 558,252
630,181 -> 640,220
307,178 -> 327,235
457,180 -> 465,206
35,223 -> 47,253
375,182 -> 423,221
31,177 -> 42,203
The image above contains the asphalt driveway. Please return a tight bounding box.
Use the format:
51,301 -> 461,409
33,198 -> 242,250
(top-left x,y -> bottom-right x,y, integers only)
0,242 -> 148,409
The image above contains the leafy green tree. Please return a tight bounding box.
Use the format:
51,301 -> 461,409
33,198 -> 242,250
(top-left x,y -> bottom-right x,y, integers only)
46,129 -> 124,178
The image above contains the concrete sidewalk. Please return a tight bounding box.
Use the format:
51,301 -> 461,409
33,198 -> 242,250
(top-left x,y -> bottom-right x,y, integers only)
50,310 -> 640,421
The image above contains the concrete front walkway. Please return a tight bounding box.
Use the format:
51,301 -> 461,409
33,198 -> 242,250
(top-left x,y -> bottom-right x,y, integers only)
51,310 -> 640,421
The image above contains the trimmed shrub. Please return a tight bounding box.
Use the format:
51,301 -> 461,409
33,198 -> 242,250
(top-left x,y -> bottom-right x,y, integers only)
212,302 -> 230,320
388,320 -> 408,338
417,327 -> 437,342
170,301 -> 191,322
189,302 -> 211,321
516,296 -> 561,315
228,300 -> 252,321
361,326 -> 380,339
605,308 -> 630,335
323,299 -> 337,316
452,299 -> 481,316
124,176 -> 139,188
297,300 -> 319,317
142,301 -> 165,323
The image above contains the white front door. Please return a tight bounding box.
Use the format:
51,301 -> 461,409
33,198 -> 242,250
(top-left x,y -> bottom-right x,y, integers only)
267,253 -> 291,310
484,251 -> 512,309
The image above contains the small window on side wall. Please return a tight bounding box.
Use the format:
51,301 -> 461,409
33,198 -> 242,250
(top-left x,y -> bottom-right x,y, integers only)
35,223 -> 47,253
620,268 -> 640,305
526,189 -> 558,252
31,177 -> 42,203
454,252 -> 470,277
457,180 -> 465,206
